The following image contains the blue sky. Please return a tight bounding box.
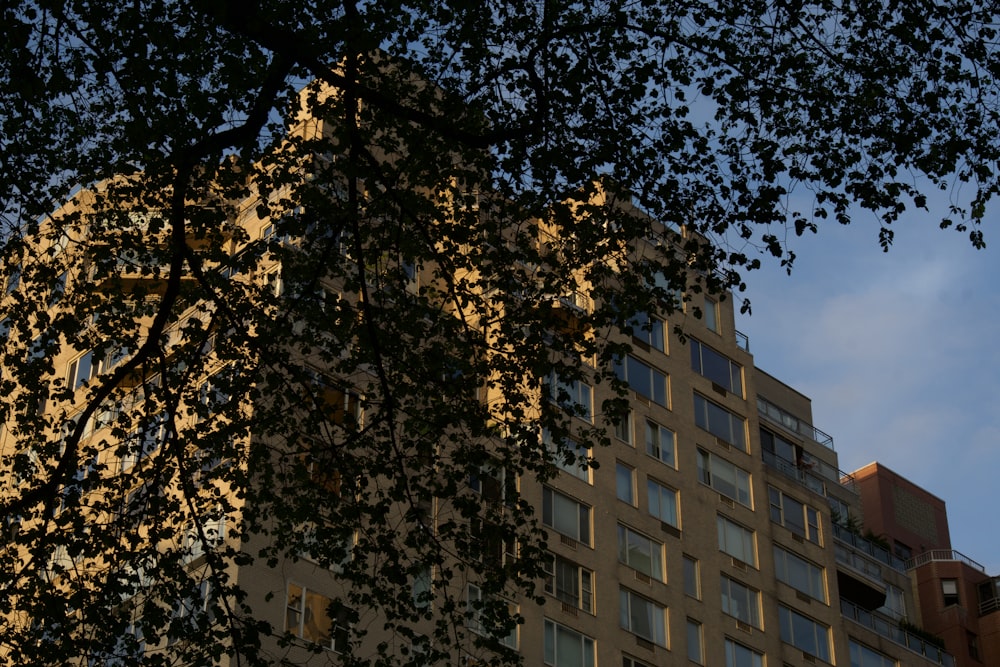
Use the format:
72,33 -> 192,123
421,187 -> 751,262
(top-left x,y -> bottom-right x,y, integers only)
734,206 -> 1000,574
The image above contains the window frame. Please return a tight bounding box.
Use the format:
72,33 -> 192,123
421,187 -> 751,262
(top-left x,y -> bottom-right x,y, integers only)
725,638 -> 764,667
773,545 -> 827,603
543,618 -> 595,667
717,515 -> 757,567
614,355 -> 669,407
768,486 -> 821,544
697,449 -> 752,508
285,583 -> 350,653
690,339 -> 743,397
646,478 -> 679,528
617,524 -> 665,582
644,419 -> 676,467
547,372 -> 594,422
619,588 -> 667,647
720,575 -> 762,628
543,487 -> 592,546
543,429 -> 593,483
616,462 -> 636,505
693,393 -> 747,451
543,553 -> 594,614
778,604 -> 831,662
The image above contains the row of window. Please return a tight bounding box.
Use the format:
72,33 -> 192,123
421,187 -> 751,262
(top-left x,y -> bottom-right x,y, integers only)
545,618 -> 766,667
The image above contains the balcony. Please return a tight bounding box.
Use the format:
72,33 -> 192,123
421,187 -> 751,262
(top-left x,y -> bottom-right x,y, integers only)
761,449 -> 858,499
757,396 -> 834,450
833,523 -> 907,573
907,549 -> 986,573
841,598 -> 955,667
735,329 -> 749,352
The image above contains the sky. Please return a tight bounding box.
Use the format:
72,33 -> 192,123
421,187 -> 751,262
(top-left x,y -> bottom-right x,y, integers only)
734,201 -> 1000,575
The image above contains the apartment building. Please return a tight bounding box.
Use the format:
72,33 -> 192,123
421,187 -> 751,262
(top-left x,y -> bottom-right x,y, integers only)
0,79 -> 970,667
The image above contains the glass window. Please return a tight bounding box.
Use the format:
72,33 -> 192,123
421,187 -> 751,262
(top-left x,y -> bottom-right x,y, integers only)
543,619 -> 595,667
285,583 -> 350,653
543,487 -> 591,545
683,555 -> 700,599
543,554 -> 594,613
686,619 -> 704,664
878,584 -> 906,621
623,656 -> 652,667
773,545 -> 826,602
690,339 -> 743,396
617,524 -> 664,581
720,575 -> 762,628
614,409 -> 632,445
614,355 -> 669,407
619,588 -> 667,646
627,312 -> 665,352
717,515 -> 757,567
703,297 -> 719,332
67,351 -> 97,390
849,639 -> 898,667
697,449 -> 752,508
616,463 -> 636,505
779,605 -> 831,661
942,579 -> 959,606
547,372 -> 594,422
693,394 -> 746,451
543,429 -> 592,483
647,479 -> 679,528
768,486 -> 821,544
644,419 -> 675,467
725,639 -> 763,667
468,584 -> 518,649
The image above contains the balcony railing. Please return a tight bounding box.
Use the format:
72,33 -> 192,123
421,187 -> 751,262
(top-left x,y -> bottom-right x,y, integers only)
762,450 -> 858,499
756,396 -> 835,450
841,598 -> 955,667
835,543 -> 885,584
735,329 -> 749,352
907,550 -> 986,573
833,523 -> 907,573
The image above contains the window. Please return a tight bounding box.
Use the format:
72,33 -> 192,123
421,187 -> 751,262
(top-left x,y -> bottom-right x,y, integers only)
878,584 -> 906,620
717,515 -> 757,567
544,429 -> 592,482
644,419 -> 675,467
686,619 -> 704,664
703,297 -> 719,332
543,554 -> 594,613
547,372 -> 593,422
683,555 -> 700,599
849,639 -> 897,667
647,479 -> 678,528
778,605 -> 831,661
616,463 -> 636,505
968,632 -> 980,661
693,394 -> 746,451
168,579 -> 215,644
697,449 -> 751,507
720,575 -> 761,628
627,312 -> 665,352
617,524 -> 664,581
67,351 -> 97,390
614,355 -> 669,407
285,583 -> 350,653
769,486 -> 821,544
412,566 -> 432,609
467,584 -> 518,649
619,588 -> 667,646
470,461 -> 516,505
725,639 -> 763,667
543,619 -> 595,667
120,412 -> 168,471
623,656 -> 653,667
5,264 -> 20,294
690,340 -> 742,397
299,523 -> 354,572
893,540 -> 912,561
543,487 -> 591,545
614,409 -> 632,445
773,546 -> 826,602
942,579 -> 960,606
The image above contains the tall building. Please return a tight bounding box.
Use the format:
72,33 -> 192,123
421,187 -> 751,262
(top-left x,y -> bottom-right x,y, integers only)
849,462 -> 1000,667
0,78 -> 975,667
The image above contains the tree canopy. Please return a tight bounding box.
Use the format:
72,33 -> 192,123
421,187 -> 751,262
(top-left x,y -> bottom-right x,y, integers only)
1,1 -> 997,665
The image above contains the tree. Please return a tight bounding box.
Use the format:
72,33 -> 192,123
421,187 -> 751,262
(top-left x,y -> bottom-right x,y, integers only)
0,1 -> 996,665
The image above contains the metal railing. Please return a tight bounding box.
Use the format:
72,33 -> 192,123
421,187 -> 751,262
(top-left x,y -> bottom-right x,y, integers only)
906,549 -> 986,573
762,450 -> 858,499
735,329 -> 749,352
757,396 -> 834,450
833,523 -> 908,573
841,598 -> 955,667
835,543 -> 884,583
